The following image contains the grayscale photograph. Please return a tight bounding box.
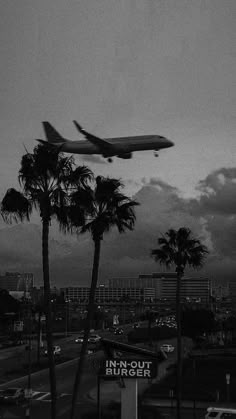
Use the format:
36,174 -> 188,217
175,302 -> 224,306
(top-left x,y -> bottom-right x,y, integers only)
0,1 -> 235,418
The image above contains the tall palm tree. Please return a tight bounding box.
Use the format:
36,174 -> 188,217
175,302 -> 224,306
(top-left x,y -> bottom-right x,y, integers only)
1,143 -> 92,419
69,176 -> 139,419
151,227 -> 208,419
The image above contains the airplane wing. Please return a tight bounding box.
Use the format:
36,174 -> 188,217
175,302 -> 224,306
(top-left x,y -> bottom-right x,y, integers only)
73,120 -> 113,155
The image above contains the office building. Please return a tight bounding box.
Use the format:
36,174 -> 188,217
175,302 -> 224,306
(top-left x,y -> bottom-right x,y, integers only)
61,285 -> 155,302
61,273 -> 210,304
109,273 -> 211,304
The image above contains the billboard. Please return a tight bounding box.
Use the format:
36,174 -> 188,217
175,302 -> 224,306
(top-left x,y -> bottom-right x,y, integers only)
100,359 -> 157,379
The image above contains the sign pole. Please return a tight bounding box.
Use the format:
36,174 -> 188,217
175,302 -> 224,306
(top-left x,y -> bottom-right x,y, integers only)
100,358 -> 157,419
121,379 -> 138,419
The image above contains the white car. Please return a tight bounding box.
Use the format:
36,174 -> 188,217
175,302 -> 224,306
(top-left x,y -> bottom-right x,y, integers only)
160,344 -> 175,353
75,334 -> 101,344
75,335 -> 84,343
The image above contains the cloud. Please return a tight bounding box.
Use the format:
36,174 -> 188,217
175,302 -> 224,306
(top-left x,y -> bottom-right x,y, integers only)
196,167 -> 236,215
1,170 -> 236,286
142,177 -> 179,194
188,167 -> 236,259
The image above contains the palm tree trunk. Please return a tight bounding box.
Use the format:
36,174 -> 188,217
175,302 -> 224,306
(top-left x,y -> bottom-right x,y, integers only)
70,238 -> 101,419
42,218 -> 57,419
176,270 -> 182,419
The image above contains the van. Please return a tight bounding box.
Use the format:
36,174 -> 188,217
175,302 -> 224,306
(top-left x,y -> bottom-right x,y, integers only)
205,407 -> 236,418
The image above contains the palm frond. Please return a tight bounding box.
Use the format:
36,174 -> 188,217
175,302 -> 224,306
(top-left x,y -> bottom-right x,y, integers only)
68,166 -> 94,187
71,176 -> 139,241
151,227 -> 209,272
1,188 -> 32,223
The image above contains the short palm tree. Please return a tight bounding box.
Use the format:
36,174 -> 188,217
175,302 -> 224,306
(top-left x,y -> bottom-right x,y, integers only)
151,227 -> 208,419
69,176 -> 139,419
1,143 -> 92,419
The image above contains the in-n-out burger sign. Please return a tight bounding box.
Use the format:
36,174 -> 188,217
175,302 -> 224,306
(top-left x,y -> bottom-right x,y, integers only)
100,359 -> 157,379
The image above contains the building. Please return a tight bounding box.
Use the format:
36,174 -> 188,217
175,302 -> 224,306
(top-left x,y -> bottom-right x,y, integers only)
160,276 -> 211,304
61,273 -> 211,305
109,273 -> 211,304
229,281 -> 236,303
211,282 -> 230,300
0,272 -> 34,293
61,285 -> 156,302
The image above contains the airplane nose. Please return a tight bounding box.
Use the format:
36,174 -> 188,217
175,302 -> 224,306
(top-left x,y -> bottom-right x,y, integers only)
165,138 -> 174,148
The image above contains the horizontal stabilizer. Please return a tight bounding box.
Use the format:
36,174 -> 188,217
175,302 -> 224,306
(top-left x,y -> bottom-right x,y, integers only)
42,122 -> 66,144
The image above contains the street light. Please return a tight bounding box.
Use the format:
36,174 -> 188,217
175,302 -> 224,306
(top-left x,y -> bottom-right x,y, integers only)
226,372 -> 230,402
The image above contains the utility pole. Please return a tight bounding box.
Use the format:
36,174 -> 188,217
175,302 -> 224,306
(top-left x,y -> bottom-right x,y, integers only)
226,373 -> 230,402
65,301 -> 69,337
26,302 -> 32,418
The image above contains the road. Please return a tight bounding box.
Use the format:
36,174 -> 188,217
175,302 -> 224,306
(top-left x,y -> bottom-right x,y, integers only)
0,327 -> 132,418
0,351 -> 102,419
0,325 -> 187,418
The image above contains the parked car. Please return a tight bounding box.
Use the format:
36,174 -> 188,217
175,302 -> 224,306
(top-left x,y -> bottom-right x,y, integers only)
114,328 -> 124,335
133,323 -> 140,329
0,388 -> 26,405
44,345 -> 61,356
160,344 -> 175,353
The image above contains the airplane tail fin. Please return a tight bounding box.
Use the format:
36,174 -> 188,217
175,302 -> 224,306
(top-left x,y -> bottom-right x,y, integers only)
42,122 -> 66,144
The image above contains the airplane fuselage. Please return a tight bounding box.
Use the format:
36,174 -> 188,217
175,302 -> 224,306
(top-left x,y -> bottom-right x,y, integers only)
60,135 -> 173,156
41,121 -> 174,160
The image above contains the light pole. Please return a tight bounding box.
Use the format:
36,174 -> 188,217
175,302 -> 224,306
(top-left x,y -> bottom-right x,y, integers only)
25,303 -> 32,419
226,373 -> 230,402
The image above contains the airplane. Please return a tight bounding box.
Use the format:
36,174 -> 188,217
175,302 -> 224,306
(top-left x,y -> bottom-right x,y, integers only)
38,121 -> 174,162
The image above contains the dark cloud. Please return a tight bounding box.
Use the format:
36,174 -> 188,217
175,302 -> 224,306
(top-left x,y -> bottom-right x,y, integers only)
1,171 -> 236,286
195,167 -> 236,215
188,167 -> 236,259
205,215 -> 236,258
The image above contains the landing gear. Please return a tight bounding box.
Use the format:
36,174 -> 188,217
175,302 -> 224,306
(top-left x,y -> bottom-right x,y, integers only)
154,152 -> 159,157
107,157 -> 113,163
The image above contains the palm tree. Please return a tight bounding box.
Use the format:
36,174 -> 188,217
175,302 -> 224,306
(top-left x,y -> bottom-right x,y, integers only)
1,143 -> 92,419
151,227 -> 208,419
69,176 -> 139,419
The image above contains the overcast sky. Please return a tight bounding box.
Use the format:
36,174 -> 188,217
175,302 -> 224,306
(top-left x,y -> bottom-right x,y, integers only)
1,1 -> 236,285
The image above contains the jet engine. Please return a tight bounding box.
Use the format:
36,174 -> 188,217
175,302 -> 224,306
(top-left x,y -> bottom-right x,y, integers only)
117,152 -> 132,159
